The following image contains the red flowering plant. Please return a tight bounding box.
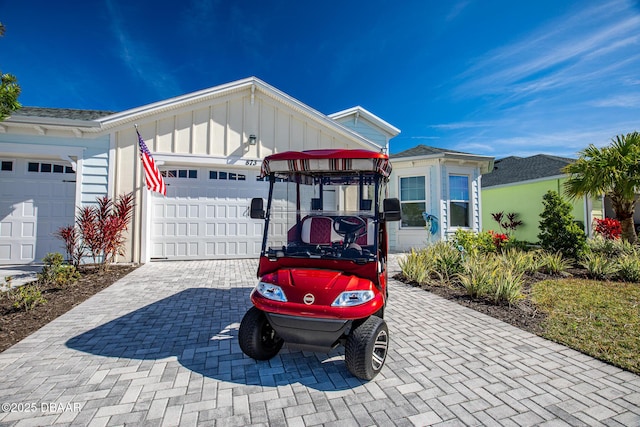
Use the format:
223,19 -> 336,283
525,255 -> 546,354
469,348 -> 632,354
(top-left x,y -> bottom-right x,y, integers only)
488,230 -> 509,251
593,217 -> 622,240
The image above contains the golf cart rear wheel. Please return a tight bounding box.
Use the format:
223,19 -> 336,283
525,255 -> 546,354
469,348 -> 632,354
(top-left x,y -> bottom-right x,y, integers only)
345,316 -> 389,380
239,307 -> 284,360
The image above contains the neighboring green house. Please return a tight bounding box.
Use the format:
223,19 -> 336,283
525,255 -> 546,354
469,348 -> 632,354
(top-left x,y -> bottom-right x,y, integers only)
481,155 -> 603,242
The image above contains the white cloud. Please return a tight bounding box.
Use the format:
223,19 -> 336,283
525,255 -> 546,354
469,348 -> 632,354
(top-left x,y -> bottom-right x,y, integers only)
455,0 -> 640,101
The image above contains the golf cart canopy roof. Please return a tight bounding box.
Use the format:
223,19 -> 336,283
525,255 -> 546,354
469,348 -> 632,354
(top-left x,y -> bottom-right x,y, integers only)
260,149 -> 391,178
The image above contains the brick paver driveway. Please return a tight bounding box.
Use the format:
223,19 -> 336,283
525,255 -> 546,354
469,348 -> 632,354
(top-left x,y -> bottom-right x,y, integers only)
0,257 -> 639,426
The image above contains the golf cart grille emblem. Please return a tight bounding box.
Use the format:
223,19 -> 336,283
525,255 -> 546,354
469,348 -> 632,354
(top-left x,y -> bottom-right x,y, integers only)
303,293 -> 315,305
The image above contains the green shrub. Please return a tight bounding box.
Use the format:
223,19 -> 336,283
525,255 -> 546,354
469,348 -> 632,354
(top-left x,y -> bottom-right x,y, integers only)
38,252 -> 81,287
12,285 -> 46,311
616,254 -> 640,283
537,251 -> 572,275
453,229 -> 497,255
580,252 -> 619,280
538,191 -> 586,259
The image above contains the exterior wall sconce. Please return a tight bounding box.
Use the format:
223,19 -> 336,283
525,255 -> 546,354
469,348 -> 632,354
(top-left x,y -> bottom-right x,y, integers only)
248,134 -> 257,145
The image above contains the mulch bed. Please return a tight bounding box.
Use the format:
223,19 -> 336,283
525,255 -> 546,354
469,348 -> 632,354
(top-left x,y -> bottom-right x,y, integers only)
0,265 -> 138,353
394,269 -> 590,336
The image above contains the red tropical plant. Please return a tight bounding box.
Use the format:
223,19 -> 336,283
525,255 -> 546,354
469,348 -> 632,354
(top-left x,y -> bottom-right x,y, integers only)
54,225 -> 82,267
593,217 -> 622,240
55,192 -> 135,269
488,230 -> 509,251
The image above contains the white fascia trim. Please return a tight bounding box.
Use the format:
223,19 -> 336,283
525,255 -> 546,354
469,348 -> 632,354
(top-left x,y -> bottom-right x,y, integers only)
393,152 -> 494,173
153,153 -> 263,168
329,106 -> 401,137
483,174 -> 568,190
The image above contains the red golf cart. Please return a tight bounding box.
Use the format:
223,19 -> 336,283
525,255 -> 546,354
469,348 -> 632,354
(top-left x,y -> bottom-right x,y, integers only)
239,149 -> 401,380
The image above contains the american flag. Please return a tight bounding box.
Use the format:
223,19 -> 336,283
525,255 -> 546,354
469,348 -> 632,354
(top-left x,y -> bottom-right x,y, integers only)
136,129 -> 166,196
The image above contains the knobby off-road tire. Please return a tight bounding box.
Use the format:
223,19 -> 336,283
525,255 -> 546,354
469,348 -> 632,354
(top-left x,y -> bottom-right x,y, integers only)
345,316 -> 389,380
238,307 -> 284,360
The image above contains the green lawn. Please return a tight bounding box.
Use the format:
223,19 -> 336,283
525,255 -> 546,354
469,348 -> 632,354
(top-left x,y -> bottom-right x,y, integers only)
531,278 -> 640,374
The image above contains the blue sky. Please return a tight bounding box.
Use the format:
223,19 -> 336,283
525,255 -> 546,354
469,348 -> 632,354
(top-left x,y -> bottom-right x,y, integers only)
1,0 -> 639,158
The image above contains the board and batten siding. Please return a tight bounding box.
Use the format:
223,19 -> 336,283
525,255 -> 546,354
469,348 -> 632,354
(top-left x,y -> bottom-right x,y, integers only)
112,86 -> 376,263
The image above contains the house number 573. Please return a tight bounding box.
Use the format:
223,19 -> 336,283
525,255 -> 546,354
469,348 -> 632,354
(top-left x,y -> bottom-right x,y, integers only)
245,160 -> 258,166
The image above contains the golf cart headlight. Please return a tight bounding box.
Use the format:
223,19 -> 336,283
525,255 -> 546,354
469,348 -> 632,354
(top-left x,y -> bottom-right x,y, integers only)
256,282 -> 287,302
332,290 -> 375,307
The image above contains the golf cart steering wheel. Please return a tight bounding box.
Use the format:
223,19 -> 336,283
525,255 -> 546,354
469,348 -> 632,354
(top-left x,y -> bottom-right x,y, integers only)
333,216 -> 367,244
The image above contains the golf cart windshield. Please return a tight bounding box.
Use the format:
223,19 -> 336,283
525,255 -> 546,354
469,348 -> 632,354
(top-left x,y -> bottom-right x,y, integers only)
257,150 -> 392,263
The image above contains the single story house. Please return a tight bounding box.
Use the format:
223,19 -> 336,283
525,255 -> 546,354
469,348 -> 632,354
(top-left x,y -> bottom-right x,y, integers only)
481,154 -> 604,242
1,77 -> 492,264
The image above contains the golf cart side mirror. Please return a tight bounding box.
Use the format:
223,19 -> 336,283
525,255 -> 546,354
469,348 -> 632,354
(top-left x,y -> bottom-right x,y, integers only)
382,198 -> 402,222
250,198 -> 265,219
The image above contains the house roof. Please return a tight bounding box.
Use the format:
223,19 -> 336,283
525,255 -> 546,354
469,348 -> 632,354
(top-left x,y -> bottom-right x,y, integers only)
391,144 -> 472,158
1,78 -> 392,150
12,107 -> 115,121
95,77 -> 386,151
329,106 -> 401,137
390,144 -> 494,174
481,154 -> 575,188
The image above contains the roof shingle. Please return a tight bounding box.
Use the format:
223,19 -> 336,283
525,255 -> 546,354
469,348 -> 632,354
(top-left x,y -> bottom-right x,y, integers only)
482,154 -> 575,188
12,106 -> 115,121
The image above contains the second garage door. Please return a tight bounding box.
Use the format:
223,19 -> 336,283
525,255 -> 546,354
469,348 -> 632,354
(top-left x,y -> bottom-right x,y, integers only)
0,158 -> 76,265
150,167 -> 269,260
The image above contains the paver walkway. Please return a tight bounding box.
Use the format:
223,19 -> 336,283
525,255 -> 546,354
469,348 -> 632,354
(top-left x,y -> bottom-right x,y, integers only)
0,257 -> 638,426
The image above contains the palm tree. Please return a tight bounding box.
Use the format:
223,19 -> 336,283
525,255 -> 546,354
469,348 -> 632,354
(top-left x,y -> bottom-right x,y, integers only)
563,132 -> 640,243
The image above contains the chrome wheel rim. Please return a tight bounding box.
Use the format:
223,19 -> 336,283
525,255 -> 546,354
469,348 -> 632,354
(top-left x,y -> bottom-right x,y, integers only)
372,329 -> 388,371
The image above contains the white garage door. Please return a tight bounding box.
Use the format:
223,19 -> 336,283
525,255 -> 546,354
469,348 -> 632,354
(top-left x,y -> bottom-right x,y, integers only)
0,158 -> 76,265
150,167 -> 269,260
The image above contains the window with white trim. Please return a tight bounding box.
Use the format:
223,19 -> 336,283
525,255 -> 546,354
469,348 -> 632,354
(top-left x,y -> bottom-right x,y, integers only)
449,174 -> 470,227
399,176 -> 426,227
161,169 -> 198,179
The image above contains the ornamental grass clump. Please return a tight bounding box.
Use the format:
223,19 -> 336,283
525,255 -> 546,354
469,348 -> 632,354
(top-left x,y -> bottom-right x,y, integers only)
430,241 -> 464,283
586,235 -> 636,258
492,269 -> 525,305
498,248 -> 539,275
457,255 -> 496,298
616,254 -> 640,283
580,252 -> 619,280
399,249 -> 433,286
537,251 -> 572,275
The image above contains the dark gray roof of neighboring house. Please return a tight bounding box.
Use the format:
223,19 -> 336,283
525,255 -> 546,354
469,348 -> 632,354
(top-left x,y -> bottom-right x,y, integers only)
482,154 -> 575,188
391,144 -> 473,158
11,106 -> 115,121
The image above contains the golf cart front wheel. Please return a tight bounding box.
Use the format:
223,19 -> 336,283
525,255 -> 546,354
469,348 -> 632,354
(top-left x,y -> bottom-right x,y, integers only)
345,316 -> 389,380
239,307 -> 284,360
